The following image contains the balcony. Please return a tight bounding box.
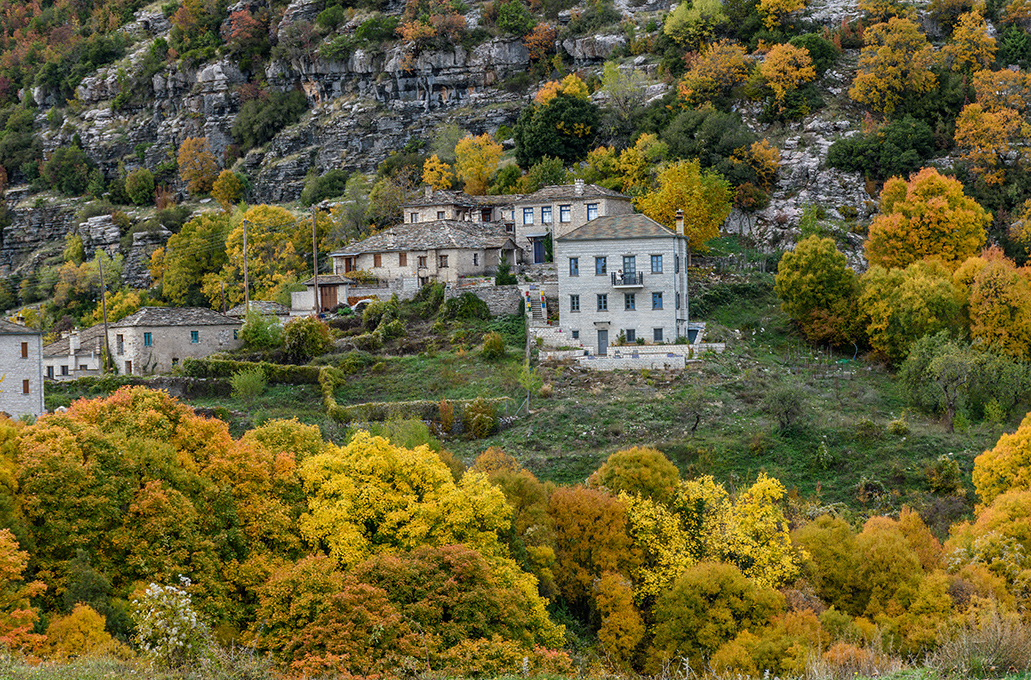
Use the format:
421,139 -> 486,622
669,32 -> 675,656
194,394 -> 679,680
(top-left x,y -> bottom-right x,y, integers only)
611,272 -> 644,287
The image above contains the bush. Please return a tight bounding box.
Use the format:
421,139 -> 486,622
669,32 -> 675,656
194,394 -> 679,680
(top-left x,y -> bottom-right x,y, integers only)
481,331 -> 506,359
131,578 -> 209,667
379,319 -> 406,340
230,366 -> 267,402
232,90 -> 308,151
300,168 -> 349,206
125,167 -> 155,205
439,292 -> 491,321
826,116 -> 934,181
241,311 -> 283,350
283,316 -> 332,363
182,358 -> 322,384
761,384 -> 807,431
925,454 -> 962,494
463,396 -> 498,438
496,0 -> 537,35
41,145 -> 93,196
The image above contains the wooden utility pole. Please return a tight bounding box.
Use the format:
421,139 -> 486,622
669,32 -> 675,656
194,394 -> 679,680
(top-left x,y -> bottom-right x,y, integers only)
242,218 -> 250,315
312,208 -> 320,314
220,281 -> 225,314
98,252 -> 112,373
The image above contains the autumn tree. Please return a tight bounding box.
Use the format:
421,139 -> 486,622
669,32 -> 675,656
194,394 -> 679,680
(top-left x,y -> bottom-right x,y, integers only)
676,39 -> 749,108
759,43 -> 816,108
634,159 -> 732,262
0,529 -> 46,652
792,515 -> 864,613
759,0 -> 805,28
943,11 -> 996,73
589,446 -> 680,503
664,0 -> 727,47
966,251 -> 1031,360
524,23 -> 556,62
953,104 -> 1030,185
864,167 -> 990,270
774,235 -> 857,345
177,137 -> 219,195
158,212 -> 231,306
974,413 -> 1031,506
594,572 -> 644,670
616,134 -> 669,193
454,134 -> 502,195
211,169 -> 244,212
421,154 -> 454,191
514,75 -> 599,168
972,69 -> 1031,114
849,18 -> 937,115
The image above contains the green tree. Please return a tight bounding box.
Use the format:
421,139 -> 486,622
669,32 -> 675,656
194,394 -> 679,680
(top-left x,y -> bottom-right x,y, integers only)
41,146 -> 93,196
282,315 -> 331,362
774,236 -> 857,345
513,92 -> 600,169
159,212 -> 231,306
124,168 -> 155,206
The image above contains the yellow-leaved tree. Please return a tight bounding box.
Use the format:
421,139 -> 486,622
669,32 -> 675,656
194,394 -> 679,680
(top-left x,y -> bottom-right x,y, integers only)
211,169 -> 244,212
676,39 -> 749,107
177,137 -> 219,195
849,18 -> 936,115
962,250 -> 1031,359
759,43 -> 815,108
758,0 -> 805,28
421,153 -> 454,191
454,133 -> 502,195
954,104 -> 1030,185
943,11 -> 996,73
974,412 -> 1031,507
864,167 -> 990,270
635,159 -> 732,264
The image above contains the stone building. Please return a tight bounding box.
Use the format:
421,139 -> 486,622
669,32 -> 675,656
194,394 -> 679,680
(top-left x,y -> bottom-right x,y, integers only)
401,187 -> 520,225
555,213 -> 690,355
42,324 -> 106,381
0,319 -> 44,418
108,307 -> 242,375
513,180 -> 634,263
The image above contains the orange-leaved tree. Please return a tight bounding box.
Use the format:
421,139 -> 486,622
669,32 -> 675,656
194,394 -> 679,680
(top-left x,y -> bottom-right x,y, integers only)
759,43 -> 816,107
953,104 -> 1029,185
676,39 -> 749,108
864,167 -> 990,270
177,137 -> 219,194
849,18 -> 936,115
943,11 -> 996,73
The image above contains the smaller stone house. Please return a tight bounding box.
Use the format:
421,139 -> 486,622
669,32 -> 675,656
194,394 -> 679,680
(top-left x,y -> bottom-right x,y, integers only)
225,301 -> 291,324
513,180 -> 634,263
328,220 -> 522,290
108,307 -> 243,375
402,188 -> 521,225
555,213 -> 690,356
42,324 -> 106,381
0,319 -> 44,418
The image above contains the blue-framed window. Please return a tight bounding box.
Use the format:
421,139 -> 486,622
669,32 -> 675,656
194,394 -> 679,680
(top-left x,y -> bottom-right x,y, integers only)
144,332 -> 152,347
190,330 -> 199,344
652,292 -> 663,309
569,258 -> 579,276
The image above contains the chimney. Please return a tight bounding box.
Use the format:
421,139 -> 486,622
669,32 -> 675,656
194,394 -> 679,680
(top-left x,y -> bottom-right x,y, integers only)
424,185 -> 432,199
574,178 -> 584,196
69,330 -> 80,353
675,209 -> 684,235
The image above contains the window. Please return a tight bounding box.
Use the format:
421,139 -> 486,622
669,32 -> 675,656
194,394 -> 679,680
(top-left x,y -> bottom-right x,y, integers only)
652,292 -> 663,309
61,365 -> 69,376
587,203 -> 598,221
523,207 -> 534,224
79,364 -> 87,371
46,366 -> 53,379
597,294 -> 608,311
343,257 -> 356,273
542,206 -> 553,224
374,254 -> 382,267
625,293 -> 635,310
20,342 -> 27,358
191,330 -> 200,344
399,252 -> 407,266
22,379 -> 29,394
572,330 -> 580,340
505,223 -> 514,233
116,334 -> 124,355
595,257 -> 607,275
625,329 -> 636,343
675,255 -> 680,273
473,253 -> 479,266
654,328 -> 664,342
569,258 -> 579,276
559,205 -> 571,222
570,294 -> 580,312
623,255 -> 636,274
410,212 -> 419,223
125,361 -> 132,374
651,255 -> 663,274
439,254 -> 449,268
418,255 -> 428,268
144,332 -> 152,347
437,210 -> 446,219
233,329 -> 239,340
676,292 -> 681,309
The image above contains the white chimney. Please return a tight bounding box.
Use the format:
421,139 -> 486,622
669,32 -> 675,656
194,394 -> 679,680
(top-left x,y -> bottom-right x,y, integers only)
574,178 -> 585,195
69,330 -> 80,353
675,209 -> 685,236
424,185 -> 432,199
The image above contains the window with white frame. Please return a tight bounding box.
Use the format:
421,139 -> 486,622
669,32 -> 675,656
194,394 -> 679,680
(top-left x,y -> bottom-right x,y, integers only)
523,207 -> 534,224
542,206 -> 553,224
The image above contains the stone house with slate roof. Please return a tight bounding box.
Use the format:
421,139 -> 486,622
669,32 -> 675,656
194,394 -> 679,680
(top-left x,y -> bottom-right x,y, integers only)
555,213 -> 690,356
328,219 -> 521,291
225,301 -> 291,324
512,179 -> 634,264
108,307 -> 242,375
42,323 -> 106,381
402,187 -> 520,225
0,318 -> 44,418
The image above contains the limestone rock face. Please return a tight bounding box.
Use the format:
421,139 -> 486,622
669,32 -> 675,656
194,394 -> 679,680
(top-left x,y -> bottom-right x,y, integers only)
123,227 -> 173,289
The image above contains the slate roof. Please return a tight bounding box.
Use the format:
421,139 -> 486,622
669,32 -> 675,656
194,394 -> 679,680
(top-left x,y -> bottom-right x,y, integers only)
517,183 -> 629,204
331,220 -> 517,256
43,324 -> 106,357
557,214 -> 681,241
299,274 -> 350,286
402,189 -> 522,208
225,301 -> 290,317
0,318 -> 39,335
110,307 -> 242,328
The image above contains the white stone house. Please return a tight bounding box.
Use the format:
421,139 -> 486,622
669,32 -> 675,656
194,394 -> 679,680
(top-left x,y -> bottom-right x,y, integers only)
108,307 -> 243,375
42,324 -> 105,381
513,180 -> 634,264
555,214 -> 690,355
0,319 -> 44,418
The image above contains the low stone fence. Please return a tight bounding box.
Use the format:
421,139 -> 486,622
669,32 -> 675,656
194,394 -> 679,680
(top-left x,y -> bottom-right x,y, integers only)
444,282 -> 522,315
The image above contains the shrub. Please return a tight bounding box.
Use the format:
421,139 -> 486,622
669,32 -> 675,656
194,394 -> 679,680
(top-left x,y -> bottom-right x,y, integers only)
231,90 -> 308,151
131,578 -> 209,667
241,311 -> 283,350
125,167 -> 155,205
926,454 -> 962,494
363,299 -> 397,330
41,146 -> 93,196
300,168 -> 349,206
481,331 -> 506,359
589,446 -> 680,502
440,292 -> 491,321
463,396 -> 498,438
761,384 -> 807,430
43,604 -> 123,660
283,316 -> 332,362
231,366 -> 267,402
379,318 -> 406,340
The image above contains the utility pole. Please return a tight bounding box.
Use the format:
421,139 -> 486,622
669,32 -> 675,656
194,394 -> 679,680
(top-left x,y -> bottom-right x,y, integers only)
242,218 -> 250,315
98,251 -> 112,374
220,281 -> 225,314
312,208 -> 320,315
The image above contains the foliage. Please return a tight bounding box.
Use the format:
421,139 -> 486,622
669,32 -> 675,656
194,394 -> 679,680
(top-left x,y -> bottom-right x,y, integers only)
660,108 -> 758,185
865,167 -> 990,270
759,0 -> 805,28
789,32 -> 840,75
131,578 -> 208,667
300,168 -> 349,206
953,103 -> 1030,185
594,572 -> 644,669
41,146 -> 94,196
422,154 -> 453,190
589,446 -> 679,503
158,212 -> 231,306
230,366 -> 267,402
177,137 -> 219,195
125,168 -> 155,206
283,315 -> 331,363
665,0 -> 728,48
231,90 -> 308,151
974,412 -> 1031,506
481,331 -> 506,359
850,18 -> 937,115
759,43 -> 816,107
440,292 -> 491,321
211,169 -> 244,212
514,78 -> 600,168
826,116 -> 935,180
43,603 -> 121,661
241,311 -> 283,350
774,235 -> 857,344
676,39 -> 749,109
0,528 -> 46,651
635,159 -> 732,256
943,11 -> 997,72
454,133 -> 502,195
496,0 -> 537,35
962,250 -> 1031,359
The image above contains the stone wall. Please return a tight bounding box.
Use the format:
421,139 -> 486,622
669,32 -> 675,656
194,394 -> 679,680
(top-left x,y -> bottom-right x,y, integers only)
444,283 -> 522,316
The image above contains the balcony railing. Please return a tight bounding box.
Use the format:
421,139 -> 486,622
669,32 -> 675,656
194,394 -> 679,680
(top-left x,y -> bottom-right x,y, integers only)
611,272 -> 644,287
